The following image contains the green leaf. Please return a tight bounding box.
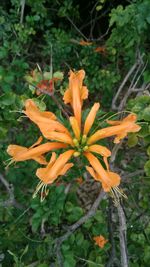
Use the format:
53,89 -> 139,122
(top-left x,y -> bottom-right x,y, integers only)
127,134 -> 138,147
144,160 -> 150,176
75,232 -> 84,246
147,146 -> 150,156
143,106 -> 150,121
137,124 -> 149,137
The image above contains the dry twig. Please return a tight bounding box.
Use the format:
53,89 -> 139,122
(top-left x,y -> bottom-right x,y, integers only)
0,173 -> 22,209
54,190 -> 105,266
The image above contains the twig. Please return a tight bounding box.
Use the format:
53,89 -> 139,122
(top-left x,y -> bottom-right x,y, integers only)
118,62 -> 147,111
106,199 -> 120,267
20,0 -> 26,24
54,190 -> 105,266
0,173 -> 22,209
66,16 -> 88,41
116,203 -> 129,267
110,142 -> 129,267
112,53 -> 144,110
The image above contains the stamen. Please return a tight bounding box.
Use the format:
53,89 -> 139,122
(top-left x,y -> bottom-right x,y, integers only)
110,186 -> 127,206
33,181 -> 49,201
5,158 -> 14,169
32,181 -> 44,199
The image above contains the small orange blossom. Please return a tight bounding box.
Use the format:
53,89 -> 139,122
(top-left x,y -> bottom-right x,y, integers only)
93,235 -> 108,248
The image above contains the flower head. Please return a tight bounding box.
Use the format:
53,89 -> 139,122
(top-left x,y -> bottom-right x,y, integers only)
7,69 -> 141,201
87,114 -> 141,145
7,136 -> 67,165
34,150 -> 74,201
63,70 -> 88,127
85,152 -> 120,192
93,235 -> 108,248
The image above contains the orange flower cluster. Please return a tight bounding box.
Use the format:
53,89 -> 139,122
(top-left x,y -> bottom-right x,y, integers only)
7,69 -> 141,201
93,235 -> 108,248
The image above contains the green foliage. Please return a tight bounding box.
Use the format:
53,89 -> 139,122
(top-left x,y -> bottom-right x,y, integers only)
1,0 -> 150,266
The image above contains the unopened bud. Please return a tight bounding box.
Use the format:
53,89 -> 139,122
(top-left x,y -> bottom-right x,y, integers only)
81,135 -> 87,144
73,138 -> 79,146
83,146 -> 88,151
73,151 -> 81,157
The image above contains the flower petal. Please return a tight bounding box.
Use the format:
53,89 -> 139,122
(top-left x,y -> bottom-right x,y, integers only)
87,113 -> 141,145
84,152 -> 111,185
69,116 -> 81,140
46,132 -> 74,145
7,142 -> 67,163
59,163 -> 74,176
24,99 -> 70,136
83,103 -> 100,135
36,150 -> 74,184
30,136 -> 43,148
88,144 -> 111,157
85,152 -> 121,192
63,70 -> 88,127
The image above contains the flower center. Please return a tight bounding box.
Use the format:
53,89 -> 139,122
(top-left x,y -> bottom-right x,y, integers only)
73,135 -> 88,157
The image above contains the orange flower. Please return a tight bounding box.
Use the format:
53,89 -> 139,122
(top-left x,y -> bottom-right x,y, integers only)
93,235 -> 108,248
94,46 -> 106,54
83,103 -> 100,136
85,152 -> 120,192
87,114 -> 141,145
7,136 -> 67,165
24,99 -> 71,137
7,69 -> 141,201
69,116 -> 81,140
63,70 -> 88,127
36,150 -> 74,184
34,150 -> 74,200
79,40 -> 92,46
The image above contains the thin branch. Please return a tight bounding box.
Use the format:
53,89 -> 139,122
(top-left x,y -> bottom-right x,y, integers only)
54,190 -> 105,266
66,16 -> 88,41
106,199 -> 120,267
116,203 -> 129,267
20,0 -> 26,24
112,53 -> 144,110
118,62 -> 147,111
0,173 -> 22,209
110,142 -> 129,267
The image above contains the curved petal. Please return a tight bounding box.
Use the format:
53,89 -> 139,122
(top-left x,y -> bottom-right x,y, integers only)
48,149 -> 74,180
36,149 -> 74,184
83,103 -> 100,135
63,70 -> 88,128
59,163 -> 74,176
85,152 -> 121,191
86,166 -> 97,180
88,144 -> 111,157
84,152 -> 111,185
24,99 -> 70,135
87,114 -> 141,145
30,136 -> 43,148
46,132 -> 74,145
7,142 -> 67,163
69,116 -> 81,140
